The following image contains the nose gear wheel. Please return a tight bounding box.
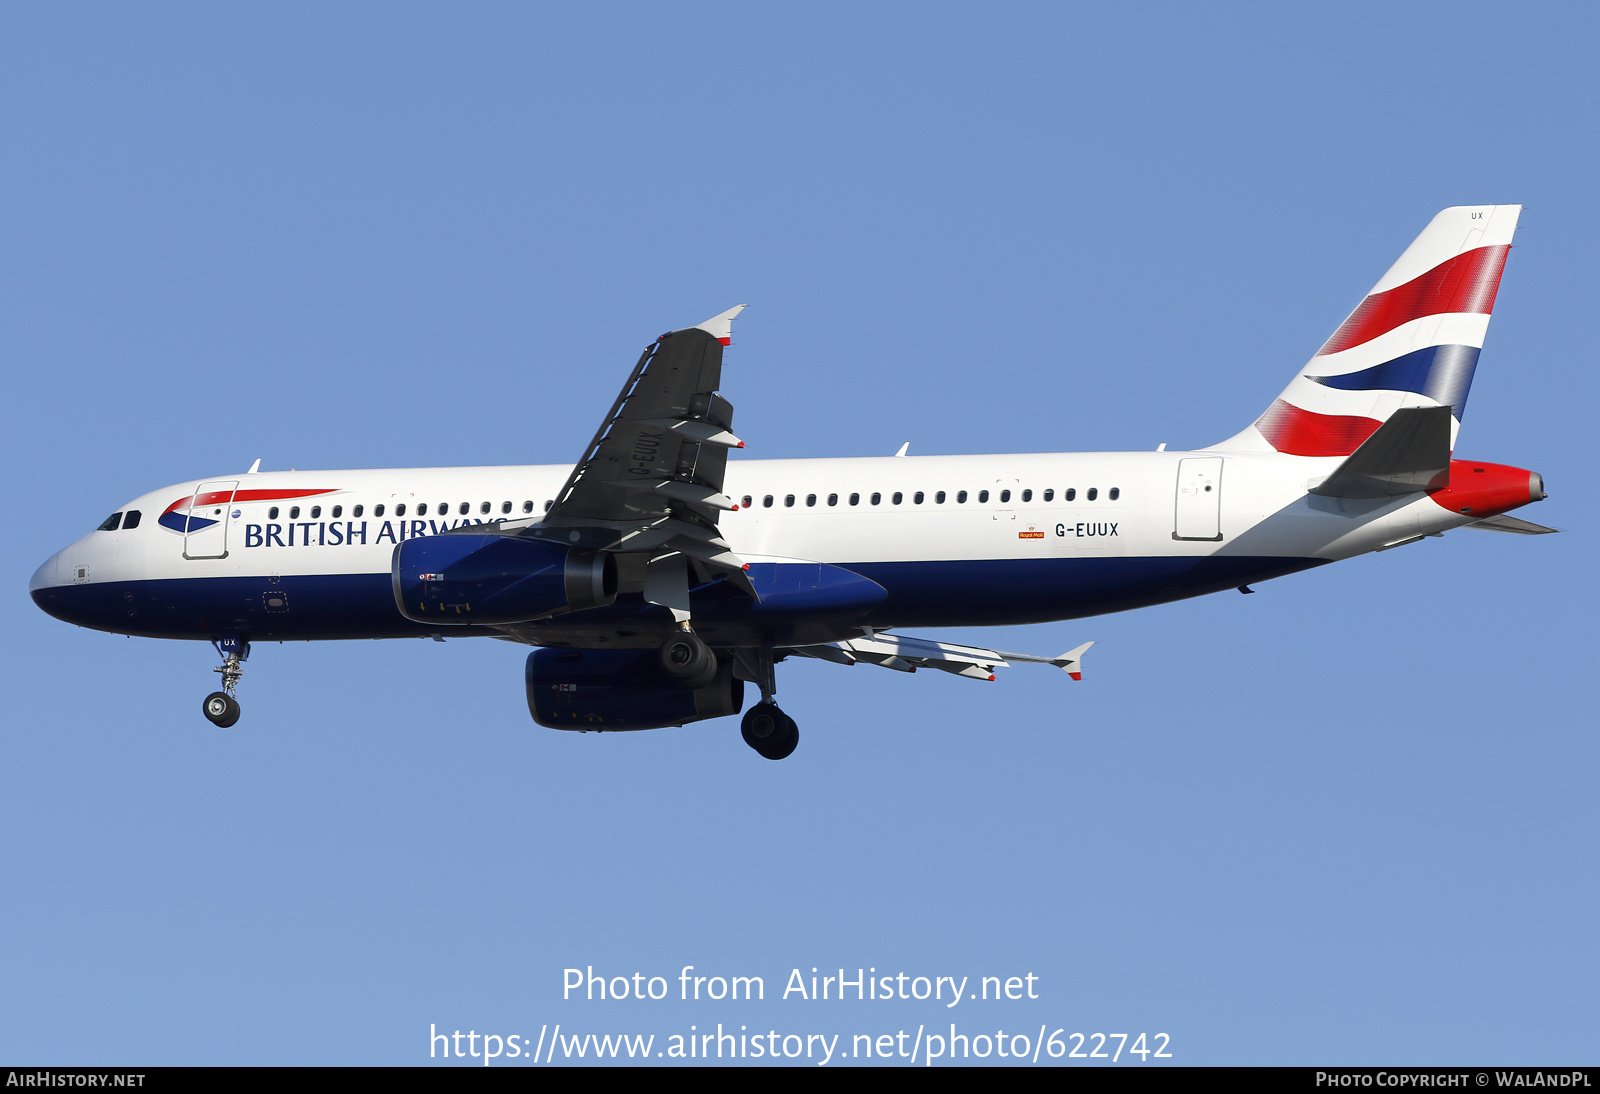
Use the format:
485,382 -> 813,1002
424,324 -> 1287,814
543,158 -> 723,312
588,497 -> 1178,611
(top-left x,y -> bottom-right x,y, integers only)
203,691 -> 240,728
205,635 -> 250,727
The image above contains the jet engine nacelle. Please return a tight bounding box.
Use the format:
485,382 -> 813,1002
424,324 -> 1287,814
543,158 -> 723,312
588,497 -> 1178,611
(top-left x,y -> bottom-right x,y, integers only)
392,533 -> 617,625
526,648 -> 745,731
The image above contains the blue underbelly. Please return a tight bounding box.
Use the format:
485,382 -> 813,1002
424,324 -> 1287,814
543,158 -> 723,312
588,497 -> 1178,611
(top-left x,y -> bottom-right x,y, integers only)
31,555 -> 1326,642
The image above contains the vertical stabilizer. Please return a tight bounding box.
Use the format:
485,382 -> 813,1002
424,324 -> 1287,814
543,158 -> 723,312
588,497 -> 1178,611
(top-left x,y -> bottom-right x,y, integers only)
1210,205 -> 1520,455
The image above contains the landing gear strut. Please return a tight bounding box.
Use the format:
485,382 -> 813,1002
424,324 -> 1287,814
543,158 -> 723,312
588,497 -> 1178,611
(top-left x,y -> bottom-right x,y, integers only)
736,647 -> 799,760
203,634 -> 249,728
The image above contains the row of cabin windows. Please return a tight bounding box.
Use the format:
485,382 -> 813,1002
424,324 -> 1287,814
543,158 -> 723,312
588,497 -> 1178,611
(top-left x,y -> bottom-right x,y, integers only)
100,486 -> 1117,530
740,486 -> 1121,509
98,500 -> 559,530
264,500 -> 556,520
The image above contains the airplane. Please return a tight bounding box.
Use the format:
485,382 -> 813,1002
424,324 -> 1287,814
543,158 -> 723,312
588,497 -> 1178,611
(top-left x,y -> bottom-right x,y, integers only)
29,205 -> 1555,760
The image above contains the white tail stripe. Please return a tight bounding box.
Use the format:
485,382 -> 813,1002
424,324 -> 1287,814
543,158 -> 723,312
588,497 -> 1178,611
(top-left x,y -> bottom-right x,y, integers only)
1368,205 -> 1521,294
1306,314 -> 1492,377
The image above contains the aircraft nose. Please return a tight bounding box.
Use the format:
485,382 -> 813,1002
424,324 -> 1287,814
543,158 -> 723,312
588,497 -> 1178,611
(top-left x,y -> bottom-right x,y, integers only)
30,542 -> 109,629
29,549 -> 62,593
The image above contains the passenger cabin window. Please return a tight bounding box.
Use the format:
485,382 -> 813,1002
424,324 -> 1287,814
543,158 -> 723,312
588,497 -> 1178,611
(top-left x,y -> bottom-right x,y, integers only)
1064,488 -> 1076,502
849,493 -> 860,506
311,505 -> 322,518
353,504 -> 364,518
1087,488 -> 1098,501
913,491 -> 924,504
827,493 -> 838,506
957,490 -> 967,503
332,505 -> 343,518
806,494 -> 816,507
123,510 -> 141,529
418,503 -> 428,516
97,512 -> 122,532
268,507 -> 279,520
784,494 -> 795,507
999,490 -> 1010,503
523,501 -> 534,513
459,502 -> 470,515
1109,487 -> 1120,500
870,492 -> 881,505
1043,489 -> 1054,502
892,492 -> 903,504
375,504 -> 385,517
763,495 -> 774,508
480,502 -> 491,514
502,501 -> 512,514
741,495 -> 753,509
544,500 -> 552,512
290,506 -> 302,519
1021,489 -> 1032,502
978,490 -> 989,503
936,491 -> 946,503
393,504 -> 404,517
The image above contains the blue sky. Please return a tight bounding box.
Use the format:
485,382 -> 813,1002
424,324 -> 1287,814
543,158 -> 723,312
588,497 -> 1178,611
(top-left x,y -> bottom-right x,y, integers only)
2,2 -> 1593,1066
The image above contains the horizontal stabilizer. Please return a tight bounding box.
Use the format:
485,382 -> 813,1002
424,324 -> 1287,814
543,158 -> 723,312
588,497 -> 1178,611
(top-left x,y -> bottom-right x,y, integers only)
1308,405 -> 1452,499
1464,513 -> 1560,534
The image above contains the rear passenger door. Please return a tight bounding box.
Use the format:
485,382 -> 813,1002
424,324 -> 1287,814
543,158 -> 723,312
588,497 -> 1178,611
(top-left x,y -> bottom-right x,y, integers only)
1173,458 -> 1223,541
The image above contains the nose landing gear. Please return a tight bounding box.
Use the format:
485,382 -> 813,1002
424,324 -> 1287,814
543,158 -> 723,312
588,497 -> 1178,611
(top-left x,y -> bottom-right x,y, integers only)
203,691 -> 240,728
203,634 -> 249,728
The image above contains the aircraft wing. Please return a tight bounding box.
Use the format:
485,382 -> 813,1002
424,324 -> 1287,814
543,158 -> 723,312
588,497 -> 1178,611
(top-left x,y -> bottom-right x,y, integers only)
544,305 -> 746,528
506,306 -> 757,606
786,633 -> 1093,681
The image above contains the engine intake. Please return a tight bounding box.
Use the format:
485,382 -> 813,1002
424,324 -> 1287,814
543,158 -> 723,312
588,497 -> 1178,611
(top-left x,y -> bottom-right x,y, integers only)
526,648 -> 744,731
392,533 -> 616,625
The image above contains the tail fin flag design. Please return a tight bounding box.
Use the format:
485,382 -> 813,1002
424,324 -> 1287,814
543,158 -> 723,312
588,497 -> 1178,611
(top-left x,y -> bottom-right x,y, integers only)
1211,205 -> 1521,456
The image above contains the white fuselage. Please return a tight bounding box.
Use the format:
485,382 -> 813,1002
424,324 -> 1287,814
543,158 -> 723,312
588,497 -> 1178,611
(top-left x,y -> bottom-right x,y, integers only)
34,448 -> 1473,637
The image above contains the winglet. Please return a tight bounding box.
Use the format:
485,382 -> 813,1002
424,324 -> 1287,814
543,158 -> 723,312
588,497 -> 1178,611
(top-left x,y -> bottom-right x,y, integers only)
694,305 -> 746,347
1052,641 -> 1094,681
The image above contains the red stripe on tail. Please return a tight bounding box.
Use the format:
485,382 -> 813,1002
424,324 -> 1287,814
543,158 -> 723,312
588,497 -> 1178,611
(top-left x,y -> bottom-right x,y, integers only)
1255,400 -> 1383,457
1317,244 -> 1509,356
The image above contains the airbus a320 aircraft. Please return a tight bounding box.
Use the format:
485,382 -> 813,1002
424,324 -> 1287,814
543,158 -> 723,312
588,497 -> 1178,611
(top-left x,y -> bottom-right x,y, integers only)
31,206 -> 1554,760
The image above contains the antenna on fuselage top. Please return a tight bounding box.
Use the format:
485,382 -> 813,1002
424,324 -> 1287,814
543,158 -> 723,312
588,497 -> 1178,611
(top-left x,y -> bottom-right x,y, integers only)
246,458 -> 261,474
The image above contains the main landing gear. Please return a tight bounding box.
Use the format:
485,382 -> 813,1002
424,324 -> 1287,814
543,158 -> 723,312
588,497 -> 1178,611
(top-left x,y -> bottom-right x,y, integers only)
658,626 -> 718,689
736,646 -> 798,761
742,702 -> 798,760
662,630 -> 801,760
203,634 -> 249,728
